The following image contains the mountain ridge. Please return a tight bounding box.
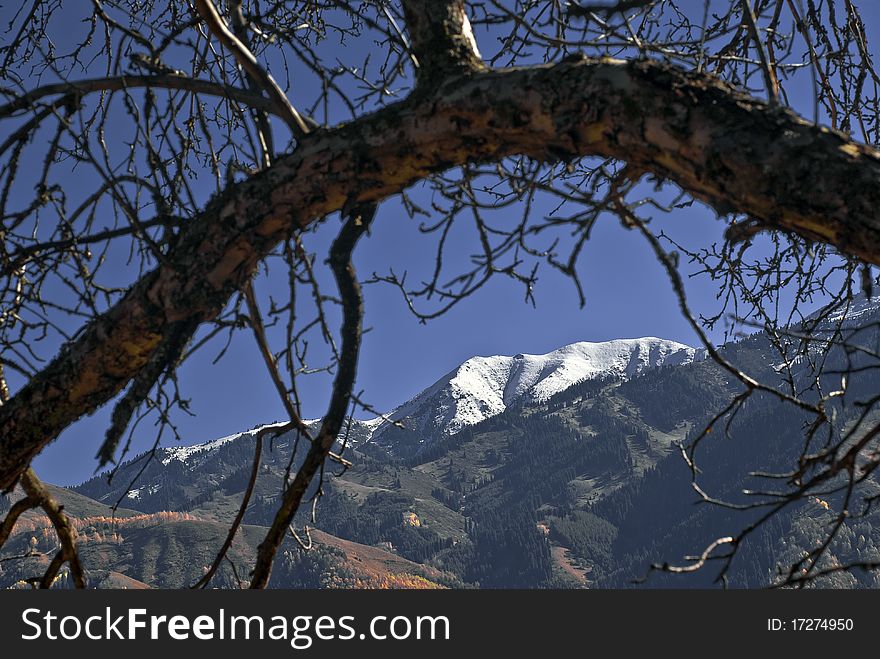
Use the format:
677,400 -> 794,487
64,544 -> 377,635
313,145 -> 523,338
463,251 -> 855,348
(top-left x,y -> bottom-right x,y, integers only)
16,295 -> 880,589
115,336 -> 698,469
368,337 -> 697,447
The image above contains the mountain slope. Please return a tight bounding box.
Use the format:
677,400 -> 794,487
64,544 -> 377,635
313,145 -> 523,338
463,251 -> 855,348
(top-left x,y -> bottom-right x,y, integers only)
369,337 -> 696,453
21,298 -> 880,589
0,486 -> 461,589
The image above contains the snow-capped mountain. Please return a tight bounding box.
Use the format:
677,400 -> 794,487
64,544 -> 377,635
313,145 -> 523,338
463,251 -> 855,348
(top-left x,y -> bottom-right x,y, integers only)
147,299 -> 880,469
140,337 -> 696,469
820,294 -> 880,326
160,421 -> 295,466
369,337 -> 697,444
153,418 -> 378,468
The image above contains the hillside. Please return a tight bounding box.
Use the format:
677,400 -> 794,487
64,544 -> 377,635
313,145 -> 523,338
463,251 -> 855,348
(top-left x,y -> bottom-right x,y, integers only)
0,498 -> 461,589
4,298 -> 880,588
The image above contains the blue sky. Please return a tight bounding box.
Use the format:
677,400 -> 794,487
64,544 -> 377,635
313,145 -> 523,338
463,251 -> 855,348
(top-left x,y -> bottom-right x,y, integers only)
30,191 -> 735,485
0,2 -> 870,485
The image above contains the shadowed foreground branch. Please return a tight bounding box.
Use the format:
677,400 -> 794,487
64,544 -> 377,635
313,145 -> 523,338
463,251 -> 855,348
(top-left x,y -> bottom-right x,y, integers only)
249,203 -> 375,588
2,55 -> 880,495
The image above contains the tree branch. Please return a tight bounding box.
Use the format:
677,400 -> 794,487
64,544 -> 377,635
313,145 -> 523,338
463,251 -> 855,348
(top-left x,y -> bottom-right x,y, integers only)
96,319 -> 197,467
0,74 -> 281,120
401,0 -> 483,84
0,497 -> 36,550
191,421 -> 292,588
227,0 -> 277,165
249,203 -> 375,588
19,469 -> 86,589
739,0 -> 779,104
2,56 -> 880,491
192,0 -> 311,139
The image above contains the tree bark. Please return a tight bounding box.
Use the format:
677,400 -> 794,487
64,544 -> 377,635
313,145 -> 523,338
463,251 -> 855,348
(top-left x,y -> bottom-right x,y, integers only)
2,55 -> 880,490
401,0 -> 484,83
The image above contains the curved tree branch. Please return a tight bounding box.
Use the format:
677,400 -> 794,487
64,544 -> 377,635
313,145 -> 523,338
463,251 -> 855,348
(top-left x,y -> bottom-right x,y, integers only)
0,74 -> 282,119
192,0 -> 311,139
2,56 -> 880,491
19,469 -> 87,589
191,421 -> 293,589
249,203 -> 375,588
0,497 -> 36,550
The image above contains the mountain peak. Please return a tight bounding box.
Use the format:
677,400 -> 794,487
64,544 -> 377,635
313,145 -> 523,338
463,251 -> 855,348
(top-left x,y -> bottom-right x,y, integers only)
371,337 -> 696,443
141,337 -> 697,466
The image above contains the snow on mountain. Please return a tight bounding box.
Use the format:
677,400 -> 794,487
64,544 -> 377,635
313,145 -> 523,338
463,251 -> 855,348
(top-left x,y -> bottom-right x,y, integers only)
150,338 -> 695,463
770,295 -> 880,374
820,295 -> 880,326
370,337 -> 696,442
84,300 -> 880,476
159,421 -> 309,466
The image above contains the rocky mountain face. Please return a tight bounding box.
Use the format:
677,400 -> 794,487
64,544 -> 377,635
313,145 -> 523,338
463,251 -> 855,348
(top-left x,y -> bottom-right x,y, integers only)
367,338 -> 698,454
3,299 -> 880,589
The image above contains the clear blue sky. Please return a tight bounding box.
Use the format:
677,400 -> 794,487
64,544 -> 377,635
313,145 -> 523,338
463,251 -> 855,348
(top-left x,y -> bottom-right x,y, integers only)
0,2 -> 869,485
30,196 -> 740,485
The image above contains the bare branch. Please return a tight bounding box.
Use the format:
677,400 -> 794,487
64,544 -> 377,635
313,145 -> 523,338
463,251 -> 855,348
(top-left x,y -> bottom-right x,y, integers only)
250,202 -> 375,588
19,469 -> 86,589
0,74 -> 282,120
4,56 -> 880,491
191,422 -> 292,589
192,0 -> 311,139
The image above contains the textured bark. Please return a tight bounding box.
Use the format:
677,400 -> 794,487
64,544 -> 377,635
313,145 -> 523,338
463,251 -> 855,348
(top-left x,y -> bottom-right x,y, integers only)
401,0 -> 484,83
2,55 -> 880,489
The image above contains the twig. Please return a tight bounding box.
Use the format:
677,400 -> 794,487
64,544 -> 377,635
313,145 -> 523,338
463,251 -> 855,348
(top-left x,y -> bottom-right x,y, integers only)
739,0 -> 780,105
249,202 -> 376,588
192,422 -> 291,588
0,74 -> 280,119
192,0 -> 311,139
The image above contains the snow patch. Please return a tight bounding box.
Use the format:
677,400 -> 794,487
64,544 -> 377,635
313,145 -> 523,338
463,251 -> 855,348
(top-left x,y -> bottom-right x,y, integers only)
125,483 -> 162,499
822,296 -> 880,325
371,337 -> 697,440
160,421 -> 293,465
